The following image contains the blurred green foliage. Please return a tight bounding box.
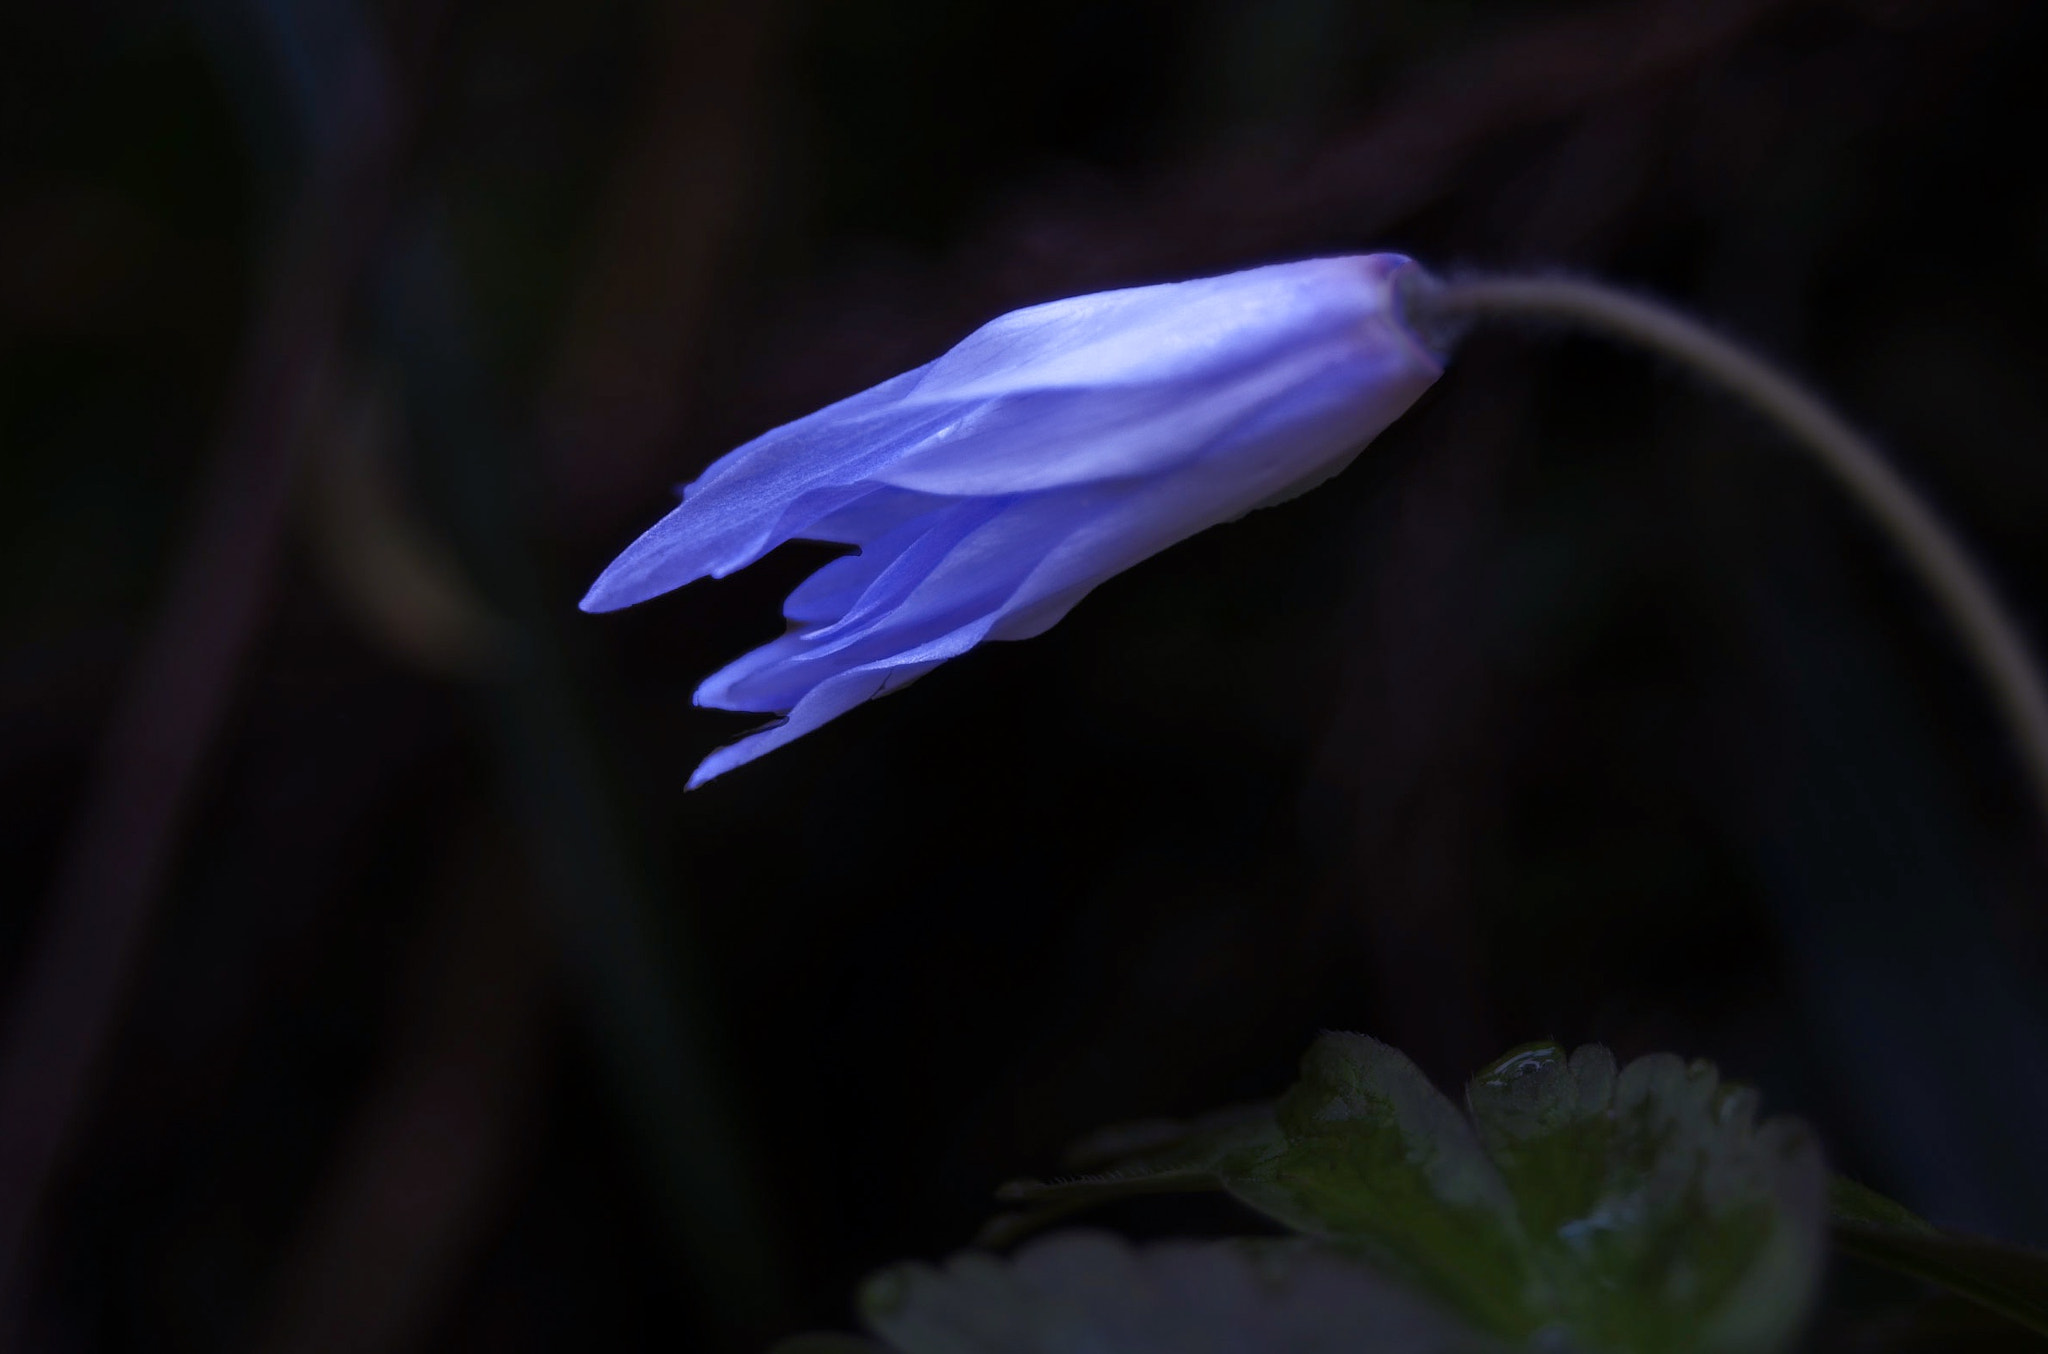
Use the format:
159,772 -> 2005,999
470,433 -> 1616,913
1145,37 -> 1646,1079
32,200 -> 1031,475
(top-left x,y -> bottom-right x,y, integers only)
815,1035 -> 1829,1353
792,1034 -> 2048,1351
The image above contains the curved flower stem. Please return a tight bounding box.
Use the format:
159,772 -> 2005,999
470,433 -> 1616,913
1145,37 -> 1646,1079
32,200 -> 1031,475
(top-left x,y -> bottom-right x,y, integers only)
1405,272 -> 2048,843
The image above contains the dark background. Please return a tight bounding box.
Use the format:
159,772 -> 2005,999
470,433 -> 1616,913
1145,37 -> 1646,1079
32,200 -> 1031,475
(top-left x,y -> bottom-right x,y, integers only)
4,0 -> 2048,1349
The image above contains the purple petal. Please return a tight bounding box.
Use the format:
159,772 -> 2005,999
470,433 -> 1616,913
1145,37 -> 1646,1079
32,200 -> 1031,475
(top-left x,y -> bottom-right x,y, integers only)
802,485 -> 959,545
578,368 -> 962,611
695,493 -> 1065,714
685,618 -> 999,788
986,343 -> 1440,635
584,253 -> 1447,784
910,257 -> 1406,399
870,258 -> 1434,496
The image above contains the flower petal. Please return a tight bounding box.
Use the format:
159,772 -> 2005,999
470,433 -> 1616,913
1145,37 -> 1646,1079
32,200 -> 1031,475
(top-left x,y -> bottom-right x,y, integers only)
577,367 -> 962,610
802,485 -> 960,545
686,667 -> 897,790
870,257 -> 1435,495
910,256 -> 1410,399
685,618 -> 998,788
986,342 -> 1440,637
581,257 -> 1436,612
698,338 -> 1431,724
696,493 -> 1067,714
587,253 -> 1447,783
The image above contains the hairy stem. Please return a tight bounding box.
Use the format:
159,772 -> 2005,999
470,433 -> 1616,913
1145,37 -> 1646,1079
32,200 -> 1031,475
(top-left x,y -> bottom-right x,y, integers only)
1404,271 -> 2048,842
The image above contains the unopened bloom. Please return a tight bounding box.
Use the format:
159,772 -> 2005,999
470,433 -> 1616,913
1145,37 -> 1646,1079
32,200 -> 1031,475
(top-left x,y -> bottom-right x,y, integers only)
582,254 -> 1442,786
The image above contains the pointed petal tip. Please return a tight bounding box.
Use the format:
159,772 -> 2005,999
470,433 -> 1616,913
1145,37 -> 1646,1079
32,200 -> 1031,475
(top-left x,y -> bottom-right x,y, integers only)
683,737 -> 761,790
579,553 -> 695,613
577,577 -> 629,613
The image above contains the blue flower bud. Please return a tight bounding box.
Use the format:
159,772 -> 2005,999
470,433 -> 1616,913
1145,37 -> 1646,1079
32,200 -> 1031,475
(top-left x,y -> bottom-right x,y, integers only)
582,254 -> 1442,786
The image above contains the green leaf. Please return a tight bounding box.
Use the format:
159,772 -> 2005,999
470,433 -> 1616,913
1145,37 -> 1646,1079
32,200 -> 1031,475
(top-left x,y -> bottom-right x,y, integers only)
858,1230 -> 1499,1354
1829,1177 -> 2048,1337
997,1036 -> 1828,1354
1237,1034 -> 1535,1337
1463,1042 -> 1825,1354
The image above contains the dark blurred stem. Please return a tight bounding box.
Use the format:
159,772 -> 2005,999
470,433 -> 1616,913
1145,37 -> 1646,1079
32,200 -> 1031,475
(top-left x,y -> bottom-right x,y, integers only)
253,813 -> 552,1354
378,217 -> 786,1338
0,84 -> 399,1338
1409,272 -> 2048,845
